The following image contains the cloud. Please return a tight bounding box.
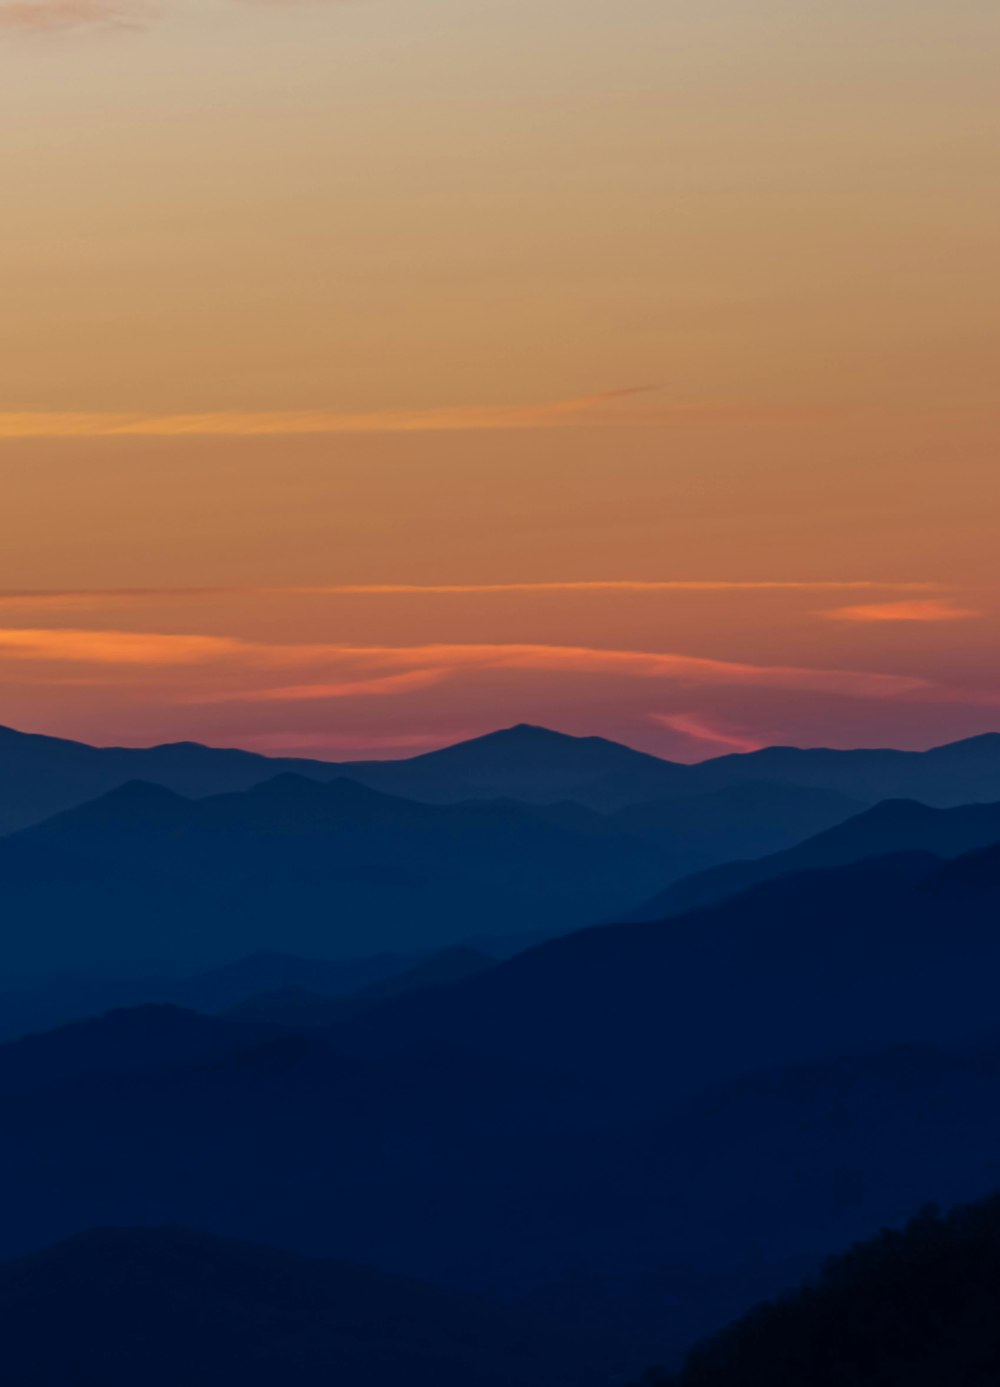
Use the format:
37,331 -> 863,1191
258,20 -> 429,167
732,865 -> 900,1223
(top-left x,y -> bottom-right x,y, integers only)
0,628 -> 932,702
0,0 -> 352,30
8,626 -> 999,722
0,627 -> 241,664
0,579 -> 941,610
823,599 -> 980,624
218,638 -> 933,700
289,580 -> 941,597
0,0 -> 149,31
195,668 -> 449,703
0,389 -> 791,439
295,643 -> 930,702
651,712 -> 764,753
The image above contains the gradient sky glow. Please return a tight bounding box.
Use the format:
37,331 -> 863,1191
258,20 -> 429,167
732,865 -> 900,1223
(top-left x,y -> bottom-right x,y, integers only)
1,0 -> 997,759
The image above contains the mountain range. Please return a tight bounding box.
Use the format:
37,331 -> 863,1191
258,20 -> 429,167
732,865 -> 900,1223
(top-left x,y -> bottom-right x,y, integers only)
632,794 -> 1000,919
6,720 -> 1000,832
4,834 -> 1000,1364
7,718 -> 1000,1378
0,772 -> 670,977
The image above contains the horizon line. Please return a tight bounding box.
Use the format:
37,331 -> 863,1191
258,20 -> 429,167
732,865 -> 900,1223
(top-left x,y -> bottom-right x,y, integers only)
2,716 -> 995,767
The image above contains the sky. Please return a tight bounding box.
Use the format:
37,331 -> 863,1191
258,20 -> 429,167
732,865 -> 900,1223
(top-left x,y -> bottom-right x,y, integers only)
0,0 -> 997,760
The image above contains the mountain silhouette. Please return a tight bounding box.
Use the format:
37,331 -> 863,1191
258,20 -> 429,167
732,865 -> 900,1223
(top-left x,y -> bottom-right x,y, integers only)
638,1193 -> 1000,1385
0,723 -> 339,834
5,720 -> 1000,834
0,1226 -> 615,1387
0,948 -> 424,1044
333,723 -> 689,805
11,994 -> 1000,1364
336,850 -> 1000,1100
5,847 -> 1000,1301
223,946 -> 495,1026
0,721 -> 679,830
0,1004 -> 280,1098
632,796 -> 1000,919
7,722 -> 1000,1382
0,773 -> 671,975
603,780 -> 863,860
681,733 -> 1000,806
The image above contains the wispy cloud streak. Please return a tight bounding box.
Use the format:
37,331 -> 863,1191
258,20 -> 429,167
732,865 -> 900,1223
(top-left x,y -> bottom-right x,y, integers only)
0,628 -> 928,700
195,668 -> 449,703
0,388 -> 800,440
0,0 -> 149,31
3,627 -> 994,715
651,712 -> 764,753
0,628 -> 241,664
0,579 -> 942,609
824,599 -> 980,623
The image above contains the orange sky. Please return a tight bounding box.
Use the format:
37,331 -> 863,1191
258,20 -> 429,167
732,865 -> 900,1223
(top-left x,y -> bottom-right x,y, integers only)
0,0 -> 997,759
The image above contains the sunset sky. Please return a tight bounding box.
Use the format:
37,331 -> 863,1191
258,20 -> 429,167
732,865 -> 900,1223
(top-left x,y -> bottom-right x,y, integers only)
1,0 -> 997,759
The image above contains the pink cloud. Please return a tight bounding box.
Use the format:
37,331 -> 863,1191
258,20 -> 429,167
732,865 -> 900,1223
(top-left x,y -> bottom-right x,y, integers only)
0,0 -> 150,31
651,712 -> 764,753
196,668 -> 450,703
823,599 -> 980,623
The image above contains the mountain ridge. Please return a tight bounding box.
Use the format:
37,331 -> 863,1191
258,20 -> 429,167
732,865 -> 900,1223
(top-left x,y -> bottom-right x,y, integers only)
4,720 -> 1000,832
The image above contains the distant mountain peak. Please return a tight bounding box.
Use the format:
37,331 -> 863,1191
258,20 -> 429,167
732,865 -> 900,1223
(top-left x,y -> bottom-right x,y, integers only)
247,772 -> 334,797
103,779 -> 186,804
48,778 -> 189,824
929,731 -> 1000,758
471,723 -> 590,745
410,723 -> 666,780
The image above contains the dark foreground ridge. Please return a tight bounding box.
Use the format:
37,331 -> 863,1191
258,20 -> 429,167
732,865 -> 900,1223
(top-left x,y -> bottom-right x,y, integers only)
639,1192 -> 1000,1386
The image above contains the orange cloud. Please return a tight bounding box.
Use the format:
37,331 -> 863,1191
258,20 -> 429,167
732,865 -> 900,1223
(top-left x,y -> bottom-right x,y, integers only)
0,390 -> 802,440
196,668 -> 449,703
824,599 -> 980,623
196,639 -> 932,700
0,628 -> 240,665
0,579 -> 941,610
313,642 -> 929,700
0,628 -> 948,704
287,580 -> 941,598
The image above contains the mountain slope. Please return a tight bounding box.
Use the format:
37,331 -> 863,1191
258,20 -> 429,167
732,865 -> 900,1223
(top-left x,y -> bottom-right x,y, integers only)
641,1193 -> 1000,1386
0,723 -> 340,833
604,781 -> 864,860
337,851 -> 984,1099
0,1005 -> 279,1097
5,851 -> 1000,1358
682,732 -> 1000,806
223,947 -> 495,1026
0,1226 -> 614,1387
0,774 -> 668,974
0,949 -> 422,1044
335,724 -> 691,806
632,796 -> 1000,920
